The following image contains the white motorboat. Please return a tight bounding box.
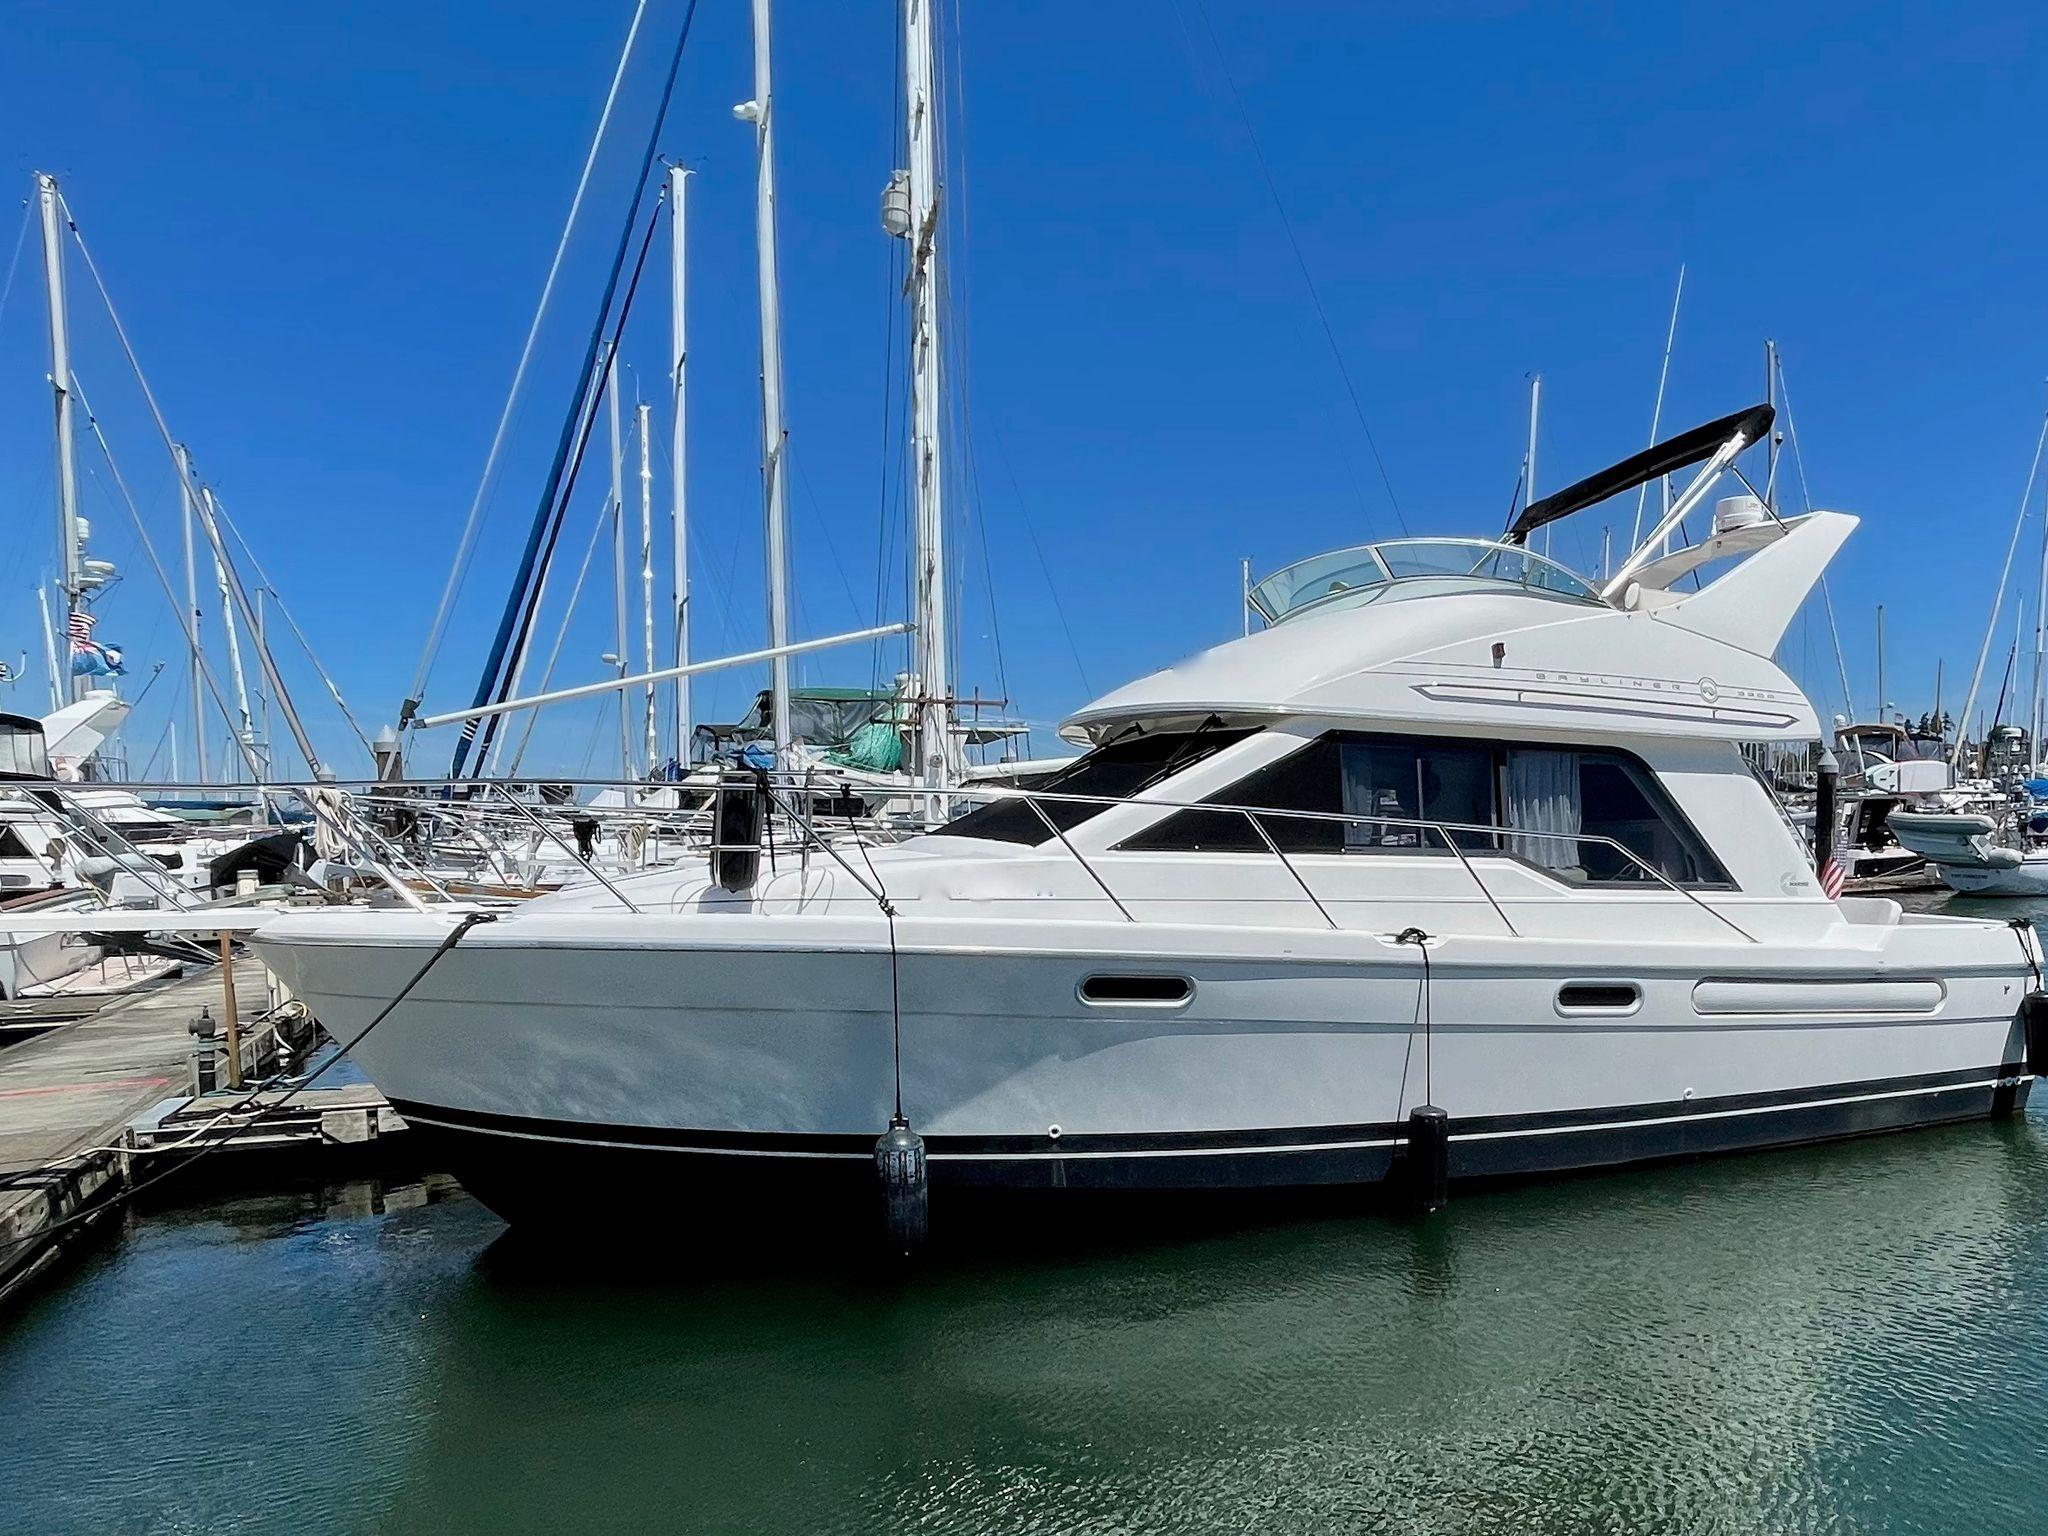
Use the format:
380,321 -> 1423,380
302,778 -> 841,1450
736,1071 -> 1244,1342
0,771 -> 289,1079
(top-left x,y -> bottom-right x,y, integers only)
252,406 -> 2045,1232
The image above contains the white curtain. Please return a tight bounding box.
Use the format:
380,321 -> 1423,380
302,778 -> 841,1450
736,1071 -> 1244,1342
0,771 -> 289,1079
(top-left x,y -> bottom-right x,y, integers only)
1506,750 -> 1581,870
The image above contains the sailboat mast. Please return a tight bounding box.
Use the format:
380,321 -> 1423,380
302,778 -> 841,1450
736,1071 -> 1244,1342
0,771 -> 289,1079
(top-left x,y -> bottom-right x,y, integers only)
174,444 -> 208,780
668,163 -> 691,765
902,0 -> 957,790
607,347 -> 632,781
741,0 -> 793,760
2032,463 -> 2048,773
1874,604 -> 1885,724
638,400 -> 658,777
36,173 -> 85,705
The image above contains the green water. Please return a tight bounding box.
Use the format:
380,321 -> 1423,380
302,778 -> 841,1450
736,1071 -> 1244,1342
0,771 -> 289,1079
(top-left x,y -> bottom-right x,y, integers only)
7,893 -> 2048,1535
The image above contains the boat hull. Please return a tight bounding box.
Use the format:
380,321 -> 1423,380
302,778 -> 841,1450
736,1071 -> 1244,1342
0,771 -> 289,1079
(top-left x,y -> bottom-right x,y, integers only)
255,912 -> 2037,1225
1936,860 -> 2048,897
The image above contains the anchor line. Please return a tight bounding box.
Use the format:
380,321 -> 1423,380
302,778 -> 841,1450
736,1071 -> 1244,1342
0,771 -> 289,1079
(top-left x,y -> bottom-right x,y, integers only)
0,913 -> 496,1255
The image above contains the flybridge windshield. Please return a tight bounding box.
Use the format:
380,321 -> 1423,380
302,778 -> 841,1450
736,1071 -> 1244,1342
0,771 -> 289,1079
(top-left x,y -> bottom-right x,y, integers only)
1248,539 -> 1600,625
0,720 -> 49,780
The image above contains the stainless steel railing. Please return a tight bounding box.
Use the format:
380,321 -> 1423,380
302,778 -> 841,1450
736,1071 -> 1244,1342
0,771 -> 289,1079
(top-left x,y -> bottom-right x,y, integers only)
12,772 -> 1759,944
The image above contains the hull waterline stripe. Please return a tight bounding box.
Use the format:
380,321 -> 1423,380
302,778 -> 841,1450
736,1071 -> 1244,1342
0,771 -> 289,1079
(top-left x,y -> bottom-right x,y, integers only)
387,1066 -> 2028,1163
1447,1076 -> 2017,1143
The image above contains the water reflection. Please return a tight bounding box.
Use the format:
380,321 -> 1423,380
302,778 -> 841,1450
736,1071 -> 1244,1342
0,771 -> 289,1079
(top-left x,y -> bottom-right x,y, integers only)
360,1117 -> 2048,1535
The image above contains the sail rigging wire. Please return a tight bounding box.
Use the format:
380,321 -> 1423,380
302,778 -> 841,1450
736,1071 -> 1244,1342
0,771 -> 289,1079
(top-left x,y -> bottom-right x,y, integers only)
986,418 -> 1092,696
1771,356 -> 1858,718
1173,0 -> 1408,535
934,0 -> 1012,741
58,198 -> 324,774
505,489 -> 624,776
0,197 -> 31,332
205,500 -> 377,758
448,0 -> 703,780
869,0 -> 911,698
1947,408 -> 2048,770
405,0 -> 652,713
467,173 -> 678,779
68,377 -> 270,781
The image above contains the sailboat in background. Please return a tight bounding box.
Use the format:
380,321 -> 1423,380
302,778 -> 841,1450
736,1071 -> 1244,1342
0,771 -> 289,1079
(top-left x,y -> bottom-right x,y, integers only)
1889,407 -> 2048,894
406,0 -> 1027,858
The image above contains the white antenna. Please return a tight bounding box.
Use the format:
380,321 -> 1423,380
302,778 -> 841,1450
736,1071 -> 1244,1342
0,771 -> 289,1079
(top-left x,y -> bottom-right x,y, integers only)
638,399 -> 658,778
738,0 -> 793,760
174,444 -> 208,780
668,163 -> 691,766
1630,264 -> 1686,552
35,173 -> 85,704
1523,372 -> 1541,527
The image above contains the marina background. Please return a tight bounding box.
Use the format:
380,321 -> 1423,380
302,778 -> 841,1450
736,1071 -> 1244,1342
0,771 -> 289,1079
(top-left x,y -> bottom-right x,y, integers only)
3,0 -> 2045,769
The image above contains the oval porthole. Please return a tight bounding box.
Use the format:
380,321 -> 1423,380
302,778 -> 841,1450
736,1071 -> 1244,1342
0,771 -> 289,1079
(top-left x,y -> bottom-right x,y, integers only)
1079,974 -> 1193,1006
1556,981 -> 1641,1014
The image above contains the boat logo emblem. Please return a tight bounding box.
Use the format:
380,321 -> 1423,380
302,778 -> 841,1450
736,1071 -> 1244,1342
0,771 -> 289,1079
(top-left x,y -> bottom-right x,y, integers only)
1697,676 -> 1720,704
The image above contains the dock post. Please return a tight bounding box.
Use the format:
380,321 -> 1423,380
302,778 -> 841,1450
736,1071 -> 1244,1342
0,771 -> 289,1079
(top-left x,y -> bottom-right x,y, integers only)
188,1006 -> 218,1094
219,932 -> 242,1090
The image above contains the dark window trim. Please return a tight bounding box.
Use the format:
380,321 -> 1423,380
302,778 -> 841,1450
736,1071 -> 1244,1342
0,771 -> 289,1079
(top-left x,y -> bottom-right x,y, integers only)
1111,730 -> 1735,891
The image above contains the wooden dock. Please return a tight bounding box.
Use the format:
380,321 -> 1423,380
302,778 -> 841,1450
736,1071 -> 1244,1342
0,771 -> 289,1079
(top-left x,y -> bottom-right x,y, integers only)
0,959 -> 269,1310
125,1080 -> 409,1157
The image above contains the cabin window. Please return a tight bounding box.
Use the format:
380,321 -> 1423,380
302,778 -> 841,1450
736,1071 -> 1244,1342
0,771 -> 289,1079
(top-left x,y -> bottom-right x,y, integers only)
1501,748 -> 1726,885
1117,732 -> 1729,887
0,826 -> 31,859
1117,734 -> 1492,854
941,725 -> 1255,844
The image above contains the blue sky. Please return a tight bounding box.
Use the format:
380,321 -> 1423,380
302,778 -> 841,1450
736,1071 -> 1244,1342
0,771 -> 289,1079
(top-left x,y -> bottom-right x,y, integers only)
2,0 -> 2044,777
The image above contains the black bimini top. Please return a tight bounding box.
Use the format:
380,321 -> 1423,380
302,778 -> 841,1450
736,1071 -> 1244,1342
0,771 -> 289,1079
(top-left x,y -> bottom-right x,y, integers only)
1506,402 -> 1775,545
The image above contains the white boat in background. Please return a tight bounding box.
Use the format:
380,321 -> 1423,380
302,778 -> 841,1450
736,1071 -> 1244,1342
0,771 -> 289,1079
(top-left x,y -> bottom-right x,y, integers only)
250,404 -> 2048,1236
1887,808 -> 2048,896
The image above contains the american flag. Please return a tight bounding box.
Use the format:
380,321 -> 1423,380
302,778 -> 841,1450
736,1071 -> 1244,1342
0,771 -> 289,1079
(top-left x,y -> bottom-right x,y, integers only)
1819,840 -> 1846,900
67,610 -> 95,644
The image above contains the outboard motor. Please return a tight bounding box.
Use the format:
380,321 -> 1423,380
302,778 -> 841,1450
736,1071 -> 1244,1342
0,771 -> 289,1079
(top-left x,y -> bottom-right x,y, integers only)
711,770 -> 764,892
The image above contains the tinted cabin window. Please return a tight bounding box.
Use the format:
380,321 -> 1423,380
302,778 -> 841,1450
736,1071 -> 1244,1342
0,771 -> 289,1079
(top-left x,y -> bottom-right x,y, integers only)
1119,733 -> 1728,887
1120,735 -> 1493,854
1338,739 -> 1493,851
1117,737 -> 1343,853
942,727 -> 1254,845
